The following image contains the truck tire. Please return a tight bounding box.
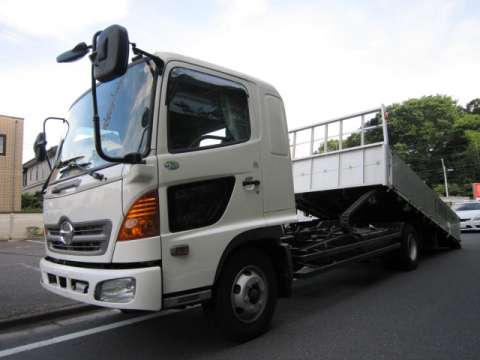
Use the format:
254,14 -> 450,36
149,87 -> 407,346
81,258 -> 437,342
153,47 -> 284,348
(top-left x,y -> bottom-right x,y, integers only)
448,239 -> 462,250
390,224 -> 419,271
120,309 -> 149,314
205,247 -> 278,342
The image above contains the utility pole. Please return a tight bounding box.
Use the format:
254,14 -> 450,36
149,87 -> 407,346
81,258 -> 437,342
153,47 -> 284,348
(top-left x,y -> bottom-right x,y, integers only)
441,158 -> 449,198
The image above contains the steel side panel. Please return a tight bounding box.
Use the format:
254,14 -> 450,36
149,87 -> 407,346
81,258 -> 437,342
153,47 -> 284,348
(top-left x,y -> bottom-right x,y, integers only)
292,144 -> 386,193
339,150 -> 363,187
364,146 -> 385,185
291,144 -> 460,241
390,150 -> 461,240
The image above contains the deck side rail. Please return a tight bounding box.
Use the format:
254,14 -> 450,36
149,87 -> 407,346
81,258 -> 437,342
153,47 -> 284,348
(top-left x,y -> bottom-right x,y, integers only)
289,106 -> 389,193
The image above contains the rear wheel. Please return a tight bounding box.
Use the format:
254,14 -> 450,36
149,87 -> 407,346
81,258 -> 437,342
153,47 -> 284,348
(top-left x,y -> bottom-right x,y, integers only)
391,224 -> 419,271
205,247 -> 277,342
448,239 -> 462,250
119,309 -> 149,315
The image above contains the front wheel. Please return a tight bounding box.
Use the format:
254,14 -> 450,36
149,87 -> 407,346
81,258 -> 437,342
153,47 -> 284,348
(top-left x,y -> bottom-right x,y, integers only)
205,247 -> 277,342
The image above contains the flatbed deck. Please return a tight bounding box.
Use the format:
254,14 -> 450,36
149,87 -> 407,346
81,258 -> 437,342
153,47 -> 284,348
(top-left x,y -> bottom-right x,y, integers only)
285,107 -> 460,277
288,106 -> 460,241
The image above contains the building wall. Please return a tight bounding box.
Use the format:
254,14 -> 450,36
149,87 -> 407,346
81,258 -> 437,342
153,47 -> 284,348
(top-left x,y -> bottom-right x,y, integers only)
23,145 -> 58,194
23,155 -> 55,194
0,115 -> 23,212
0,213 -> 44,240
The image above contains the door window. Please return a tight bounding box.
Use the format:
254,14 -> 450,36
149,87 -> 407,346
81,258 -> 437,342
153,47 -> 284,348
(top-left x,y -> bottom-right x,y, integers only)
166,67 -> 250,153
167,177 -> 235,232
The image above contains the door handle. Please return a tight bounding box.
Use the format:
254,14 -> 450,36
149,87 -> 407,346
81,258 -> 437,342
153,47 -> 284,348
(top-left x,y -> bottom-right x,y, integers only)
242,178 -> 260,191
242,179 -> 260,187
51,179 -> 81,194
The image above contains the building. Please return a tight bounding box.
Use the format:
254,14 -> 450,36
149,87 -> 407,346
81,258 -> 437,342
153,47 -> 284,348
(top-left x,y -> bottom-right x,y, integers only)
0,115 -> 24,212
23,146 -> 57,195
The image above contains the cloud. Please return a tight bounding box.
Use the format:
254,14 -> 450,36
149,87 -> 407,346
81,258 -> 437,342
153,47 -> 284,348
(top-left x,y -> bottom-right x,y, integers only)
0,60 -> 91,161
0,0 -> 129,39
184,0 -> 480,128
1,0 -> 479,162
216,0 -> 269,28
0,28 -> 25,44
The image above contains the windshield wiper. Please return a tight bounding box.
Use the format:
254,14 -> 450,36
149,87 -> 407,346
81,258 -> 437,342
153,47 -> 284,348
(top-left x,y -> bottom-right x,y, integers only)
57,155 -> 85,169
58,156 -> 105,181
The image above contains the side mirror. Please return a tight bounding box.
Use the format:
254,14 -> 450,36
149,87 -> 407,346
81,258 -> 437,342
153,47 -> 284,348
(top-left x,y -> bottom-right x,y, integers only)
33,132 -> 48,162
92,24 -> 130,83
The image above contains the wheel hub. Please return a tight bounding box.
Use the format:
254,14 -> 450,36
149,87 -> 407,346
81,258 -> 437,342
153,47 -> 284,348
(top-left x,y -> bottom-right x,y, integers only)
231,266 -> 268,323
408,233 -> 418,261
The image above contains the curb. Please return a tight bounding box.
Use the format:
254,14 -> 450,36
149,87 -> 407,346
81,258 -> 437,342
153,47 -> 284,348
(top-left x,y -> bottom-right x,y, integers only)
0,304 -> 99,331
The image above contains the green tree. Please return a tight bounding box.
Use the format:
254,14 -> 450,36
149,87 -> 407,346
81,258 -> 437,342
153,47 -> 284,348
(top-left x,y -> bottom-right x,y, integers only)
465,98 -> 480,115
456,102 -> 480,183
386,95 -> 474,196
22,193 -> 43,212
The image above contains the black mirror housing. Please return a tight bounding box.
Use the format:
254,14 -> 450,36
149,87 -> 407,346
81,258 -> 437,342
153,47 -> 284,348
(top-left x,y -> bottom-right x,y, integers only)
33,132 -> 48,162
92,24 -> 129,83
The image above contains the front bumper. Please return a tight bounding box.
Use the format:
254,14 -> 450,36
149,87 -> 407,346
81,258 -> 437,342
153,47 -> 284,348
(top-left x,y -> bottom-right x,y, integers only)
40,258 -> 162,311
460,220 -> 480,232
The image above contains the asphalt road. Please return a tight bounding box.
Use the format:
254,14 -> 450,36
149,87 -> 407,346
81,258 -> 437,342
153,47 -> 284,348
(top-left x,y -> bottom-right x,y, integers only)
0,240 -> 79,321
1,232 -> 479,360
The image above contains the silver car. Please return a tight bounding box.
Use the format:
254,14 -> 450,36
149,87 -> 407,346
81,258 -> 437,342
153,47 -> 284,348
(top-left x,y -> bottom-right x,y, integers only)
455,201 -> 480,232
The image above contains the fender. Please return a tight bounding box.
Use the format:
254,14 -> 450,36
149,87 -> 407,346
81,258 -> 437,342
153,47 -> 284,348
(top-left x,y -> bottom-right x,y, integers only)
214,225 -> 293,297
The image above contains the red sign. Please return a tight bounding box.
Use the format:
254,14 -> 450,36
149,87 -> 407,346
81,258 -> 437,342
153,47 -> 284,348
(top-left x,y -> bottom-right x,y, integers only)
474,183 -> 480,200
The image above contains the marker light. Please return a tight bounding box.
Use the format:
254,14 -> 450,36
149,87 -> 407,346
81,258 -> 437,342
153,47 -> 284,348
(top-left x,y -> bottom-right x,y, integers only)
118,191 -> 160,241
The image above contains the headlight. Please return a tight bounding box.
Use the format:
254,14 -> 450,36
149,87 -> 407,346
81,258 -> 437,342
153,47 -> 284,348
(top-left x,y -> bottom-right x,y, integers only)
95,277 -> 136,303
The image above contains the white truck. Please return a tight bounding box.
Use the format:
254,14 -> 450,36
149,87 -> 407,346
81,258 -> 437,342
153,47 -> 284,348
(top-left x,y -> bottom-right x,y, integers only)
36,25 -> 461,341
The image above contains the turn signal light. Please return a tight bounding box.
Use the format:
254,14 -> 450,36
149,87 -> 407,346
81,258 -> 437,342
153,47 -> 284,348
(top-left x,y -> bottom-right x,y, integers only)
118,191 -> 160,241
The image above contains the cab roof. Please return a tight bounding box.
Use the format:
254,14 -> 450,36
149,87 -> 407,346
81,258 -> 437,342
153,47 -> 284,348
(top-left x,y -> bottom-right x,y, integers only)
154,52 -> 281,98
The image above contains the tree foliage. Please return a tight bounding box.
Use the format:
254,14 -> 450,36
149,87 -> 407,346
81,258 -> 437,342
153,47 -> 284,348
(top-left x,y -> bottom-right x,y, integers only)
386,95 -> 480,197
22,192 -> 43,212
465,98 -> 480,115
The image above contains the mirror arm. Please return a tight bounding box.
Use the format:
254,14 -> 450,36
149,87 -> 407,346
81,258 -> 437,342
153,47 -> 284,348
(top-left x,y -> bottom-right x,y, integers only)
131,43 -> 164,73
89,61 -> 145,165
41,117 -> 69,170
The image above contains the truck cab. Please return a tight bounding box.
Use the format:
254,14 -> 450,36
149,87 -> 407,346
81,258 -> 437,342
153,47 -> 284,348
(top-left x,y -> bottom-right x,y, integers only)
40,51 -> 296,326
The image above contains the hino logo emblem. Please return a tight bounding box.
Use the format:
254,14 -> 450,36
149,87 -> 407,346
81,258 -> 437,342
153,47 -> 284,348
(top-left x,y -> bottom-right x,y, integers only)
59,221 -> 74,245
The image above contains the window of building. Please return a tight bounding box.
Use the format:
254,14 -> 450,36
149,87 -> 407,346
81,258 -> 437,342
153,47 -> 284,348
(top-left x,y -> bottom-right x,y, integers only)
166,67 -> 250,153
0,134 -> 6,156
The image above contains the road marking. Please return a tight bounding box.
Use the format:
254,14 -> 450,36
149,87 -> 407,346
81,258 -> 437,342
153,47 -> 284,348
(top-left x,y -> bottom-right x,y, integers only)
0,251 -> 40,258
26,240 -> 44,244
0,311 -> 172,358
18,263 -> 40,272
0,263 -> 38,270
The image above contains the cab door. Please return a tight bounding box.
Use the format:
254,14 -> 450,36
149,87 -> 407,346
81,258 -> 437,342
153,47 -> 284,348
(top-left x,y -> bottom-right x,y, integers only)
156,62 -> 263,295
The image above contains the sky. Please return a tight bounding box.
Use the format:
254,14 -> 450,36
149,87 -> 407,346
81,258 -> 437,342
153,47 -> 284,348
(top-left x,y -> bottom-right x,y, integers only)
0,0 -> 479,162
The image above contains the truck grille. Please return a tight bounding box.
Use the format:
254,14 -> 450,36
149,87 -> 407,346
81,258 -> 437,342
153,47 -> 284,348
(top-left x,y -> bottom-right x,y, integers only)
46,219 -> 112,255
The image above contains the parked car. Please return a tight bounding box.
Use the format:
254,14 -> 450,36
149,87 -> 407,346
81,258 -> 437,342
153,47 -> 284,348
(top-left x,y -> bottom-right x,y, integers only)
455,201 -> 480,232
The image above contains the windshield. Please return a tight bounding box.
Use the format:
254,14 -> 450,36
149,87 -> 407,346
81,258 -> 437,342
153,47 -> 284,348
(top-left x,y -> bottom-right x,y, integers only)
456,202 -> 480,211
58,61 -> 155,177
